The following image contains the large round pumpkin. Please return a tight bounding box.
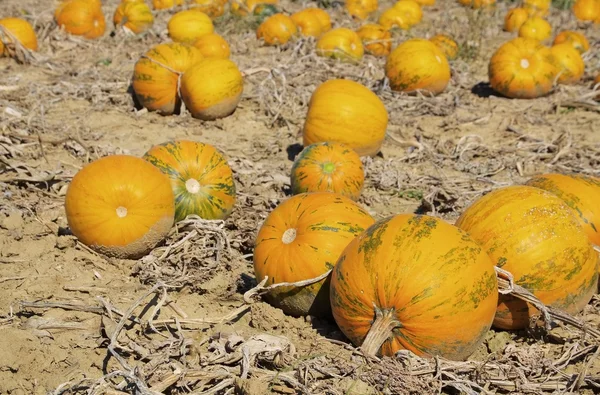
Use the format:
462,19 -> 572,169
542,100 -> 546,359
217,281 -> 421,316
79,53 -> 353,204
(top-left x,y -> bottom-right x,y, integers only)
503,8 -> 529,32
290,142 -> 364,200
143,140 -> 236,222
194,33 -> 230,59
0,18 -> 38,55
253,192 -> 374,317
168,9 -> 214,44
65,155 -> 175,259
180,58 -> 243,120
316,28 -> 364,61
113,1 -> 154,34
455,185 -> 599,330
302,79 -> 388,157
346,0 -> 379,20
330,214 -> 498,359
356,24 -> 391,57
488,37 -> 557,99
55,0 -> 106,39
132,43 -> 202,115
551,43 -> 584,84
385,38 -> 450,95
526,173 -> 600,247
553,31 -> 589,54
256,14 -> 297,46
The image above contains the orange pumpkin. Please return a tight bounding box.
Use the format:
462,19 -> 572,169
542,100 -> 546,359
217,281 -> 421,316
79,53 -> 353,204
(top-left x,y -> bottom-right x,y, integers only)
526,174 -> 600,247
143,140 -> 236,222
231,0 -> 278,16
330,214 -> 498,359
256,14 -> 297,46
316,28 -> 364,61
55,0 -> 106,39
518,17 -> 551,41
132,43 -> 202,115
180,58 -> 243,120
455,186 -> 598,330
153,0 -> 184,9
523,0 -> 550,16
290,142 -> 364,200
253,192 -> 374,317
291,8 -> 329,37
345,0 -> 379,20
0,18 -> 38,55
378,0 -> 423,30
553,31 -> 590,54
503,8 -> 529,32
65,155 -> 175,259
113,1 -> 154,34
190,0 -> 226,18
414,0 -> 435,5
457,0 -> 495,8
302,79 -> 388,157
385,38 -> 450,95
194,33 -> 230,59
488,37 -> 557,99
429,34 -> 459,60
308,7 -> 331,32
356,24 -> 391,57
572,0 -> 600,21
550,43 -> 584,84
168,9 -> 214,44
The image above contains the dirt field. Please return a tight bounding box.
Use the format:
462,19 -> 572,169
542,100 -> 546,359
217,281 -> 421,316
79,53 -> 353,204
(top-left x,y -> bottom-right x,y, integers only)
1,0 -> 600,393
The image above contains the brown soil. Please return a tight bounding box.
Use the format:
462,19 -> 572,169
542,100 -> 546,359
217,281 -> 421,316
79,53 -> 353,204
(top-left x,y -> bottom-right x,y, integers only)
1,0 -> 599,394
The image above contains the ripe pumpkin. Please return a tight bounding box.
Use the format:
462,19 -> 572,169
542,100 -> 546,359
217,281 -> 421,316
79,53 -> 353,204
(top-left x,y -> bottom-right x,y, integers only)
553,31 -> 589,54
523,0 -> 550,16
488,37 -> 557,99
356,24 -> 391,57
345,0 -> 379,20
113,1 -> 154,34
180,58 -> 243,120
307,7 -> 331,32
190,0 -> 226,18
455,186 -> 599,330
65,155 -> 175,259
414,0 -> 435,5
378,0 -> 423,30
518,17 -> 551,42
231,0 -> 278,17
572,0 -> 600,21
503,8 -> 529,32
194,33 -> 230,59
316,28 -> 364,61
290,142 -> 364,200
256,14 -> 297,46
457,0 -> 495,8
152,0 -> 184,9
429,34 -> 459,60
132,42 -> 202,115
168,10 -> 214,44
252,4 -> 281,23
55,0 -> 106,39
526,173 -> 600,247
291,8 -> 329,37
0,18 -> 38,55
550,43 -> 584,84
143,140 -> 236,222
302,79 -> 388,157
385,38 -> 450,95
253,192 -> 374,317
330,214 -> 498,359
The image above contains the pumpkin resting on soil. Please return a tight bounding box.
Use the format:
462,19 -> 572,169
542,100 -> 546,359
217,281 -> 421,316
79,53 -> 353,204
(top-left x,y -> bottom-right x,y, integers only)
518,17 -> 551,42
256,14 -> 297,46
143,140 -> 236,222
572,0 -> 600,21
330,214 -> 498,359
253,192 -> 374,317
55,0 -> 106,39
503,8 -> 529,32
0,18 -> 38,55
356,24 -> 391,57
316,28 -> 364,61
378,0 -> 423,30
345,0 -> 379,20
194,33 -> 230,59
113,1 -> 154,34
553,31 -> 590,54
455,185 -> 599,330
168,9 -> 214,44
291,8 -> 329,37
550,43 -> 584,84
65,155 -> 175,259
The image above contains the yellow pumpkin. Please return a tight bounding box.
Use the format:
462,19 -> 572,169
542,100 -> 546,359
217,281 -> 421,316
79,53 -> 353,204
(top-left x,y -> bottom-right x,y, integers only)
523,0 -> 550,16
553,31 -> 589,54
0,18 -> 38,55
316,28 -> 364,61
231,0 -> 278,16
291,8 -> 329,37
504,8 -> 529,32
256,14 -> 297,45
113,1 -> 154,34
457,0 -> 495,8
518,17 -> 551,42
190,0 -> 226,18
551,43 -> 584,84
194,33 -> 230,59
429,34 -> 459,60
65,155 -> 175,259
168,9 -> 214,44
302,79 -> 388,157
345,0 -> 378,20
153,0 -> 184,9
180,58 -> 244,120
385,38 -> 450,95
488,37 -> 557,99
308,8 -> 331,32
572,0 -> 600,21
414,0 -> 435,5
356,24 -> 391,57
55,0 -> 106,39
378,0 -> 422,30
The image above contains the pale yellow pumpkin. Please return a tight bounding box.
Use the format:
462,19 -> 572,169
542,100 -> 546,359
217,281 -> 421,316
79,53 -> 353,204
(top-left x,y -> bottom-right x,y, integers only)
551,43 -> 585,84
168,9 -> 214,44
345,0 -> 378,20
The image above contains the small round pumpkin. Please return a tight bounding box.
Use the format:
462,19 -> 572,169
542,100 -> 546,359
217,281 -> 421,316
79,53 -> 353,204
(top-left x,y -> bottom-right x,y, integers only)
0,18 -> 38,55
455,185 -> 599,330
291,8 -> 329,37
523,0 -> 550,16
414,0 -> 435,5
180,58 -> 244,120
330,214 -> 498,359
488,37 -> 557,99
291,142 -> 364,200
345,0 -> 379,20
256,14 -> 297,46
113,1 -> 154,34
504,8 -> 529,32
253,192 -> 375,317
65,155 -> 175,259
143,140 -> 236,222
252,4 -> 281,23
457,0 -> 495,8
385,38 -> 451,95
194,33 -> 230,59
378,0 -> 422,30
168,9 -> 214,44
356,24 -> 391,57
518,17 -> 551,42
572,0 -> 600,21
316,28 -> 364,61
132,42 -> 202,115
526,174 -> 600,247
308,7 -> 331,32
302,79 -> 388,157
550,43 -> 584,84
153,0 -> 184,9
553,31 -> 589,54
429,34 -> 459,60
55,0 -> 106,39
231,0 -> 279,17
190,0 -> 226,18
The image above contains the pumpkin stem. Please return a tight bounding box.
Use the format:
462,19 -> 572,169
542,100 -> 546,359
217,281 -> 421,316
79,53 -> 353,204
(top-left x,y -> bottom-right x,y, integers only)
322,161 -> 336,174
360,304 -> 402,356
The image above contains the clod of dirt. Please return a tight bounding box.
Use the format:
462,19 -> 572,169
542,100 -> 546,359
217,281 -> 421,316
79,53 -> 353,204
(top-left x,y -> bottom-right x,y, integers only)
340,377 -> 376,394
234,377 -> 270,394
486,330 -> 513,354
